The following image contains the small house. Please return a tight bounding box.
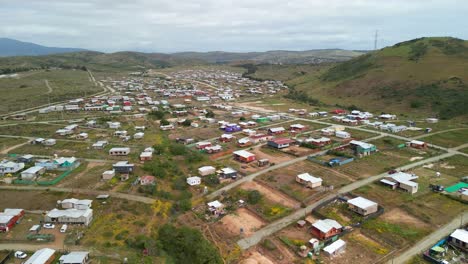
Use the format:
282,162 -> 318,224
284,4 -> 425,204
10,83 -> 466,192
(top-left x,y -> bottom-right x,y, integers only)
311,219 -> 342,240
306,137 -> 331,147
268,127 -> 286,135
109,147 -> 130,156
43,139 -> 56,146
17,154 -> 34,163
0,160 -> 25,176
290,124 -> 306,132
59,251 -> 90,264
160,124 -> 175,131
187,176 -> 201,186
76,133 -> 88,139
112,161 -> 134,174
133,132 -> 145,139
233,150 -> 256,163
198,166 -> 216,176
323,239 -> 346,257
140,151 -> 153,161
139,175 -> 156,186
409,140 -> 427,149
220,134 -> 235,143
92,140 -> 108,150
44,208 -> 93,226
296,173 -> 323,188
349,140 -> 377,156
448,229 -> 468,251
21,166 -> 46,180
335,131 -> 350,139
205,145 -> 222,154
25,248 -> 56,264
207,200 -> 224,216
102,170 -> 115,180
249,134 -> 273,144
267,138 -> 295,149
381,172 -> 419,194
196,141 -> 212,150
218,167 -> 237,179
347,196 -> 378,216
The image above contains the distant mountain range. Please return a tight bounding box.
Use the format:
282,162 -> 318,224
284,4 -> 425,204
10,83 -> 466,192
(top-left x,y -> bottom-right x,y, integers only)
0,38 -> 86,57
0,38 -> 365,64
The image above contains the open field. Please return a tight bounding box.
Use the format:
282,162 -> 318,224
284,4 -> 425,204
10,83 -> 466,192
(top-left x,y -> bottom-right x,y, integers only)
0,69 -> 99,114
422,129 -> 468,148
217,208 -> 266,237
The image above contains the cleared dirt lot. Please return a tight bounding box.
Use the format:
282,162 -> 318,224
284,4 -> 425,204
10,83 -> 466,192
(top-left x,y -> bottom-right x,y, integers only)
381,208 -> 430,228
240,181 -> 300,208
219,208 -> 266,237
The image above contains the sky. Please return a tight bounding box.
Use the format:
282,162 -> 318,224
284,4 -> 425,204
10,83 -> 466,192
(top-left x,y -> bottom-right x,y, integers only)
0,0 -> 467,53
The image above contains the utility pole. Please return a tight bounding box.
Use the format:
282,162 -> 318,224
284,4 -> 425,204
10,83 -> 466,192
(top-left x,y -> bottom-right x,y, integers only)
374,30 -> 379,50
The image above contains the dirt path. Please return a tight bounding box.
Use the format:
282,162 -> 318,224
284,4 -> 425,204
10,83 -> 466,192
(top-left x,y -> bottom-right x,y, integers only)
241,181 -> 300,208
0,141 -> 28,154
44,79 -> 53,94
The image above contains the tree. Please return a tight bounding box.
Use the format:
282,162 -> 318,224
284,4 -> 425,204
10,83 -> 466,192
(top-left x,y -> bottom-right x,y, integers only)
149,110 -> 165,120
160,119 -> 170,126
247,190 -> 262,204
158,224 -> 223,264
182,119 -> 192,126
239,116 -> 246,121
169,143 -> 187,155
205,110 -> 215,118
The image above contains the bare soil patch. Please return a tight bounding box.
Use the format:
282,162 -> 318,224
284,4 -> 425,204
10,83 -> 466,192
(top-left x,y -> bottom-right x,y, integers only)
381,208 -> 430,228
241,181 -> 300,208
219,208 -> 266,237
240,251 -> 274,264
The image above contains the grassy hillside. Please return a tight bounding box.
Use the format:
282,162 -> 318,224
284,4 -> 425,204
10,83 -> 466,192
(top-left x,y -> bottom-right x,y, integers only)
0,69 -> 100,114
287,37 -> 468,119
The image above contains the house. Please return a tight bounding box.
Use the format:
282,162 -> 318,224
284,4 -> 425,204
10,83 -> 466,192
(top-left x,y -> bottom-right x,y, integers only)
76,133 -> 88,139
224,123 -> 241,133
311,219 -> 342,240
218,167 -> 237,179
198,166 -> 216,176
54,157 -> 79,170
331,109 -> 346,115
196,141 -> 212,150
187,176 -> 201,186
43,139 -> 56,146
237,137 -> 252,147
249,133 -> 273,144
25,248 -> 56,264
349,140 -> 377,156
347,196 -> 378,216
296,173 -> 323,188
448,229 -> 468,251
108,122 -> 121,129
205,145 -> 222,154
207,200 -> 224,216
59,199 -> 92,210
113,161 -> 134,174
321,128 -> 335,136
114,130 -> 128,137
140,151 -> 153,161
335,131 -> 351,139
220,134 -> 235,143
21,166 -> 46,180
258,159 -> 270,167
267,138 -> 295,149
102,170 -> 115,180
109,147 -> 130,156
139,175 -> 156,186
35,159 -> 57,170
0,209 -> 25,232
160,124 -> 175,130
59,251 -> 90,264
17,154 -> 34,163
268,127 -> 286,135
290,124 -> 306,132
92,140 -> 108,150
134,132 -> 145,139
233,150 -> 256,163
0,160 -> 25,176
306,137 -> 331,147
56,129 -> 73,136
409,140 -> 427,149
381,172 -> 419,194
44,208 -> 93,226
323,239 -> 346,257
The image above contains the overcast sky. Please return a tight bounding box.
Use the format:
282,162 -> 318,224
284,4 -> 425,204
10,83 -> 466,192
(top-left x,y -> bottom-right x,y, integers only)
1,0 -> 466,53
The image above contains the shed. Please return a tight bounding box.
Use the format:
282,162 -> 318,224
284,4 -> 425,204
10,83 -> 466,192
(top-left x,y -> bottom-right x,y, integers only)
323,239 -> 346,257
347,196 -> 378,216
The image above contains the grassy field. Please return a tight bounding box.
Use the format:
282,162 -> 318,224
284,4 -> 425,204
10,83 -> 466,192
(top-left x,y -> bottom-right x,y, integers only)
0,137 -> 27,152
0,69 -> 100,114
422,129 -> 468,148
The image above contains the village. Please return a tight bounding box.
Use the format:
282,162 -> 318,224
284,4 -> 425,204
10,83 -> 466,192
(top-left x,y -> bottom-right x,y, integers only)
0,67 -> 467,264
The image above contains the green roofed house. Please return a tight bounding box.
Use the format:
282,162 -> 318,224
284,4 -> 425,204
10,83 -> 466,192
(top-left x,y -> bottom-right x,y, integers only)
256,117 -> 269,123
350,140 -> 377,156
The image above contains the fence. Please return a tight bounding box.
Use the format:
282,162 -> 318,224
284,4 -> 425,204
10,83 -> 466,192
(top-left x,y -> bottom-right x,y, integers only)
13,169 -> 73,186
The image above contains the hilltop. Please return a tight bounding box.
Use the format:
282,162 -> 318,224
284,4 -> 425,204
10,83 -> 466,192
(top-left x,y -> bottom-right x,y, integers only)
0,38 -> 86,57
287,37 -> 468,119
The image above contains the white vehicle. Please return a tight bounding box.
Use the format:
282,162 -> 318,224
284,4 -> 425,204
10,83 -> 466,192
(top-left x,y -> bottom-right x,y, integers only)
60,224 -> 68,233
14,251 -> 27,259
43,223 -> 55,229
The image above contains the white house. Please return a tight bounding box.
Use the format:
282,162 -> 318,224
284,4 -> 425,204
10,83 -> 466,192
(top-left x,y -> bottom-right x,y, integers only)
198,166 -> 216,176
102,170 -> 115,180
44,208 -> 93,226
25,248 -> 56,264
21,166 -> 46,180
109,147 -> 130,156
0,160 -> 25,176
187,176 -> 201,186
59,251 -> 90,264
347,197 -> 378,216
335,131 -> 351,139
296,173 -> 323,188
323,239 -> 346,257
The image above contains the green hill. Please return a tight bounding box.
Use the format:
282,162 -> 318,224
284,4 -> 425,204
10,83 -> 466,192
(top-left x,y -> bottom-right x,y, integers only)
287,37 -> 468,119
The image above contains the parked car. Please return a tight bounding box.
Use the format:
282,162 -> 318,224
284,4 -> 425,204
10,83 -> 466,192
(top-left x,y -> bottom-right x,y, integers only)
14,251 -> 27,259
60,224 -> 68,233
43,223 -> 55,229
